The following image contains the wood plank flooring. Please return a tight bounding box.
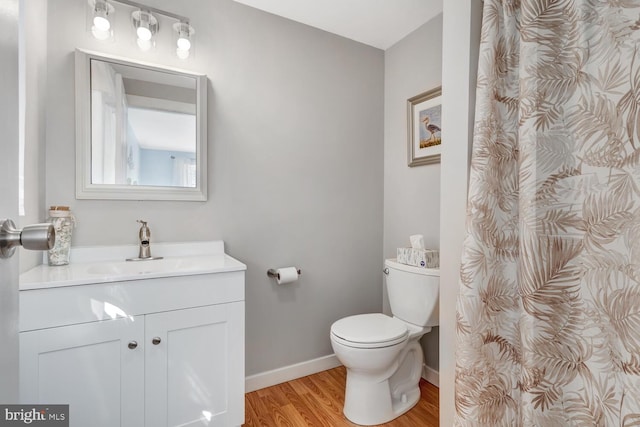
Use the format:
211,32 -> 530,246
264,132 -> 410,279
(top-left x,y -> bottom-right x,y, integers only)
243,366 -> 439,426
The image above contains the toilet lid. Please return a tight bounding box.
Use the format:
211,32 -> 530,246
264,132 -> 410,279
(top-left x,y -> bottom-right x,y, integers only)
331,313 -> 407,346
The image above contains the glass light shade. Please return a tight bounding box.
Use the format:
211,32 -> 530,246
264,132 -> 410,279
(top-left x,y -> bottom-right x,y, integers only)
176,48 -> 190,59
92,27 -> 111,40
137,38 -> 152,51
173,22 -> 195,60
132,10 -> 158,47
88,0 -> 113,41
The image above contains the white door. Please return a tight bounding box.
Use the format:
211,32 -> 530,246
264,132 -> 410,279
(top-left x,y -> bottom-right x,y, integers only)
20,317 -> 145,427
0,0 -> 21,403
145,303 -> 245,427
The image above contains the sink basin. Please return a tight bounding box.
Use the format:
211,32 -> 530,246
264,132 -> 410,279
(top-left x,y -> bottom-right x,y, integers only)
76,254 -> 231,282
19,241 -> 247,290
85,257 -> 202,276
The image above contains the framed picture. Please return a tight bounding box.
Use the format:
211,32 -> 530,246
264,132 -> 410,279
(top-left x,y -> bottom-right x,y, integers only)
407,87 -> 442,166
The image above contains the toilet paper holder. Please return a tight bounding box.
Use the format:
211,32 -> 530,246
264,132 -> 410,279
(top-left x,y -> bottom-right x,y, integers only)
267,268 -> 302,279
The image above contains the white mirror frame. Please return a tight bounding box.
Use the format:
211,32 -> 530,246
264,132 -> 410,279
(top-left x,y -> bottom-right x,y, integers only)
75,49 -> 208,201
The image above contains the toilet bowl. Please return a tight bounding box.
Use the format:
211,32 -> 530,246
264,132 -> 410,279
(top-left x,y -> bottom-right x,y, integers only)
330,260 -> 439,425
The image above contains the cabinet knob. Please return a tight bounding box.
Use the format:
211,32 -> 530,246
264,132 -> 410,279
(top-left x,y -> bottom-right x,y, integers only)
152,337 -> 161,345
128,341 -> 138,350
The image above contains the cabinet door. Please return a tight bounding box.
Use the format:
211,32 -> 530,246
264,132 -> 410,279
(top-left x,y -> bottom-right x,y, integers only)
145,302 -> 245,427
20,317 -> 145,427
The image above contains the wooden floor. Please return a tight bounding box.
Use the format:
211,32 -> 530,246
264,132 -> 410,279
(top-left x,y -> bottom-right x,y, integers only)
243,366 -> 439,426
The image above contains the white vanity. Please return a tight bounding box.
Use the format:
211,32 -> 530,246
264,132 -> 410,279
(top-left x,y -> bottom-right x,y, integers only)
19,241 -> 246,427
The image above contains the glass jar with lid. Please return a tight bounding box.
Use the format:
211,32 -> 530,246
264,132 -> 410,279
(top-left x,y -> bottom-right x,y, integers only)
47,206 -> 75,266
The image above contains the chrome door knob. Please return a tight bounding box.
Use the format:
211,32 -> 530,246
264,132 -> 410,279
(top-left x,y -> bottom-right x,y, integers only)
21,223 -> 56,250
0,219 -> 55,259
152,337 -> 161,345
128,341 -> 138,350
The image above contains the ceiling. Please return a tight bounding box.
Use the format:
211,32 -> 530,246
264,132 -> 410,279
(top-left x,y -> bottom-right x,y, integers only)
232,0 -> 443,50
128,108 -> 196,152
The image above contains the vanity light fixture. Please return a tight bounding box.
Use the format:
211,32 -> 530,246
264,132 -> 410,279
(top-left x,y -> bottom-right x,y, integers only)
90,0 -> 114,41
131,9 -> 158,51
87,0 -> 194,59
173,22 -> 195,59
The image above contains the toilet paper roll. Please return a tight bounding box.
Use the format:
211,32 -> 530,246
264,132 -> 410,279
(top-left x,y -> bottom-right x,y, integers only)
276,267 -> 299,285
409,234 -> 425,250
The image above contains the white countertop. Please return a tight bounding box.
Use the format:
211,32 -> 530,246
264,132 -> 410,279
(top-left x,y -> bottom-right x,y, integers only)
20,241 -> 246,290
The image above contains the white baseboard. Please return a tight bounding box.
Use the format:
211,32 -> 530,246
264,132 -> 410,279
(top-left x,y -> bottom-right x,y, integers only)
422,364 -> 439,387
245,354 -> 341,393
245,355 -> 439,393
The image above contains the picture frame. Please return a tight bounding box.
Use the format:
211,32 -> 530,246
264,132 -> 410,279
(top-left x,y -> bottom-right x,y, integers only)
407,86 -> 442,166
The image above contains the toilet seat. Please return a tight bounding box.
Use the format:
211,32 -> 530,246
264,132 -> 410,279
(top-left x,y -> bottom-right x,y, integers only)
331,313 -> 408,349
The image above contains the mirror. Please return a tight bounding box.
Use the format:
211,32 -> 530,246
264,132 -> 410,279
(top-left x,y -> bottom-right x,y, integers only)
75,49 -> 207,201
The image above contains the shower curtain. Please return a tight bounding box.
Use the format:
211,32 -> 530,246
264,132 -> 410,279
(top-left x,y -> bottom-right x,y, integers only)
455,0 -> 640,425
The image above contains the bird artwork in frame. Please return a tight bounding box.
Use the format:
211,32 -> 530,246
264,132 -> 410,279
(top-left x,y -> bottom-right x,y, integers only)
407,87 -> 442,166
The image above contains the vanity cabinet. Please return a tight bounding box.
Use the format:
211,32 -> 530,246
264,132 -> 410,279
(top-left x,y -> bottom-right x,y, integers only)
20,317 -> 145,427
144,303 -> 244,427
19,250 -> 246,427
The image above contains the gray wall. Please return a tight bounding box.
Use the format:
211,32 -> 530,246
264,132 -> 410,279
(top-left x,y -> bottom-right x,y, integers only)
42,0 -> 384,375
383,17 -> 443,372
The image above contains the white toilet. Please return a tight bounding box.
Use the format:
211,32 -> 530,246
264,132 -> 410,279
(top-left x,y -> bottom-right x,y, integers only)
330,258 -> 439,425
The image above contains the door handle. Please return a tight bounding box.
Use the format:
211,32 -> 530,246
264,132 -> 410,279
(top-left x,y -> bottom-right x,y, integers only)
0,219 -> 55,259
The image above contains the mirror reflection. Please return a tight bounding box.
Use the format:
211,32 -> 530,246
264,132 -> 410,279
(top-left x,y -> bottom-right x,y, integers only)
90,59 -> 197,188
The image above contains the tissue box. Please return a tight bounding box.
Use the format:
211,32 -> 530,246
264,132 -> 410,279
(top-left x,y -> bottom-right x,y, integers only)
397,248 -> 439,268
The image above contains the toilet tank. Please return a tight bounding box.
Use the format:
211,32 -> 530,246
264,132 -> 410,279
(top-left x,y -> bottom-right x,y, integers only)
385,259 -> 439,327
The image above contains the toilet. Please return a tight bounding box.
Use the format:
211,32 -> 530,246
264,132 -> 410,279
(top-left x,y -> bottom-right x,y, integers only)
330,258 -> 439,425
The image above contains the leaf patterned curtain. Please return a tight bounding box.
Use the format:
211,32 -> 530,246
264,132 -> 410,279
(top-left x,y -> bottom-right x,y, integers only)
455,0 -> 640,425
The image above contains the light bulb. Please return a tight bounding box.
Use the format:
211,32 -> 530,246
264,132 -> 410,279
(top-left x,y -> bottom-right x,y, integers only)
93,15 -> 110,31
137,25 -> 152,41
177,37 -> 191,51
93,11 -> 111,31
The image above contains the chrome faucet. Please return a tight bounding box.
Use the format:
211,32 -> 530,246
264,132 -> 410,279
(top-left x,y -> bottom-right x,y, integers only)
127,220 -> 163,261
